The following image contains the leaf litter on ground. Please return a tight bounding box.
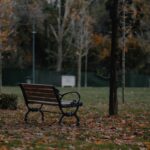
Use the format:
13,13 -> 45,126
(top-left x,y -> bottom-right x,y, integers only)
0,103 -> 149,150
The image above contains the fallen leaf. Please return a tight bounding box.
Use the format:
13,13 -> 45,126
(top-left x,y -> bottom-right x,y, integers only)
0,145 -> 9,150
114,139 -> 123,145
94,140 -> 105,145
0,135 -> 4,142
139,124 -> 146,128
144,142 -> 150,150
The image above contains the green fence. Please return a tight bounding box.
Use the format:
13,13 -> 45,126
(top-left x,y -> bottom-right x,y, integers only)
2,68 -> 150,87
125,72 -> 150,87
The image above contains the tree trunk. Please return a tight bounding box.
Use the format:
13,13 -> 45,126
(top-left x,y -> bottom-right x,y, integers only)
122,0 -> 126,103
0,52 -> 2,93
84,53 -> 88,87
56,0 -> 63,72
56,40 -> 63,72
77,54 -> 82,90
109,0 -> 119,115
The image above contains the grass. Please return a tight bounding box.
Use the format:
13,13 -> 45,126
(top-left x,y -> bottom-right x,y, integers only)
2,86 -> 150,103
0,86 -> 150,149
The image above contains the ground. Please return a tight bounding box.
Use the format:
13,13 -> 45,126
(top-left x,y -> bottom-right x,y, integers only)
0,87 -> 150,150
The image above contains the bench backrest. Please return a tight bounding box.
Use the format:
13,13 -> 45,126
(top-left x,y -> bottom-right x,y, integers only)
19,83 -> 60,105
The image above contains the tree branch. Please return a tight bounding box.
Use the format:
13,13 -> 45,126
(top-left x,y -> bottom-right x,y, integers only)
50,24 -> 59,42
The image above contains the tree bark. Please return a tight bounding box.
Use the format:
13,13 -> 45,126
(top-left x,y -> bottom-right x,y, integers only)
122,0 -> 126,103
109,0 -> 119,115
0,52 -> 2,93
56,40 -> 63,72
77,53 -> 82,90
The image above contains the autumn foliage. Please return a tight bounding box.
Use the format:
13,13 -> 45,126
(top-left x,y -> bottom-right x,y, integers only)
0,0 -> 16,51
92,34 -> 111,60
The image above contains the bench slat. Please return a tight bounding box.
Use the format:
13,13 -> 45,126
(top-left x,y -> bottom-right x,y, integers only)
25,91 -> 57,98
22,84 -> 54,88
28,100 -> 59,106
23,88 -> 55,93
27,96 -> 57,102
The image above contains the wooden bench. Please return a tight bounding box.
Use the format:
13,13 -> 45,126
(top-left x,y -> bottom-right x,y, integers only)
19,83 -> 83,126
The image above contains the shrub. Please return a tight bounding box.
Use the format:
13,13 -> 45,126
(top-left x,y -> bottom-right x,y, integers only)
0,93 -> 18,110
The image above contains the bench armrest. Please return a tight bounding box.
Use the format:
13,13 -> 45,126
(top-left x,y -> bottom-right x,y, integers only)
60,91 -> 81,103
59,91 -> 82,117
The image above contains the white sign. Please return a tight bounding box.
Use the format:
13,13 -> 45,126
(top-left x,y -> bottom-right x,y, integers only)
61,75 -> 76,87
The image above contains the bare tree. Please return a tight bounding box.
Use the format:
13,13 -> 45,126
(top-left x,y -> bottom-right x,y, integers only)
70,1 -> 93,90
50,0 -> 74,72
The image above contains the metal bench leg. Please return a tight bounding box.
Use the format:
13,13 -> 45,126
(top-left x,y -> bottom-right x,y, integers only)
59,114 -> 65,125
24,110 -> 30,123
39,110 -> 44,122
74,114 -> 80,126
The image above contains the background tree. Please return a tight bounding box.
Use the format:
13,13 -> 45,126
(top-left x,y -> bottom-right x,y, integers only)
14,0 -> 45,69
106,0 -> 119,115
45,0 -> 75,72
70,0 -> 93,90
1,0 -> 149,88
98,0 -> 150,76
0,0 -> 16,92
130,0 -> 150,75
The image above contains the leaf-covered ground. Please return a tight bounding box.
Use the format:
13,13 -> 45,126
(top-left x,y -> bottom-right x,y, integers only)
0,87 -> 150,150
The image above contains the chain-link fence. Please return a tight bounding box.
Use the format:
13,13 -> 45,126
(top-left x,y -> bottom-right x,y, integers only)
2,68 -> 150,87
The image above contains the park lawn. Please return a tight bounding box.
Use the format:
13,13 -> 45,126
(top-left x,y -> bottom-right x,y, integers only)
0,86 -> 150,150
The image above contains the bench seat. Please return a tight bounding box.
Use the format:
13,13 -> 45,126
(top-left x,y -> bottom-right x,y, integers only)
28,100 -> 83,107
